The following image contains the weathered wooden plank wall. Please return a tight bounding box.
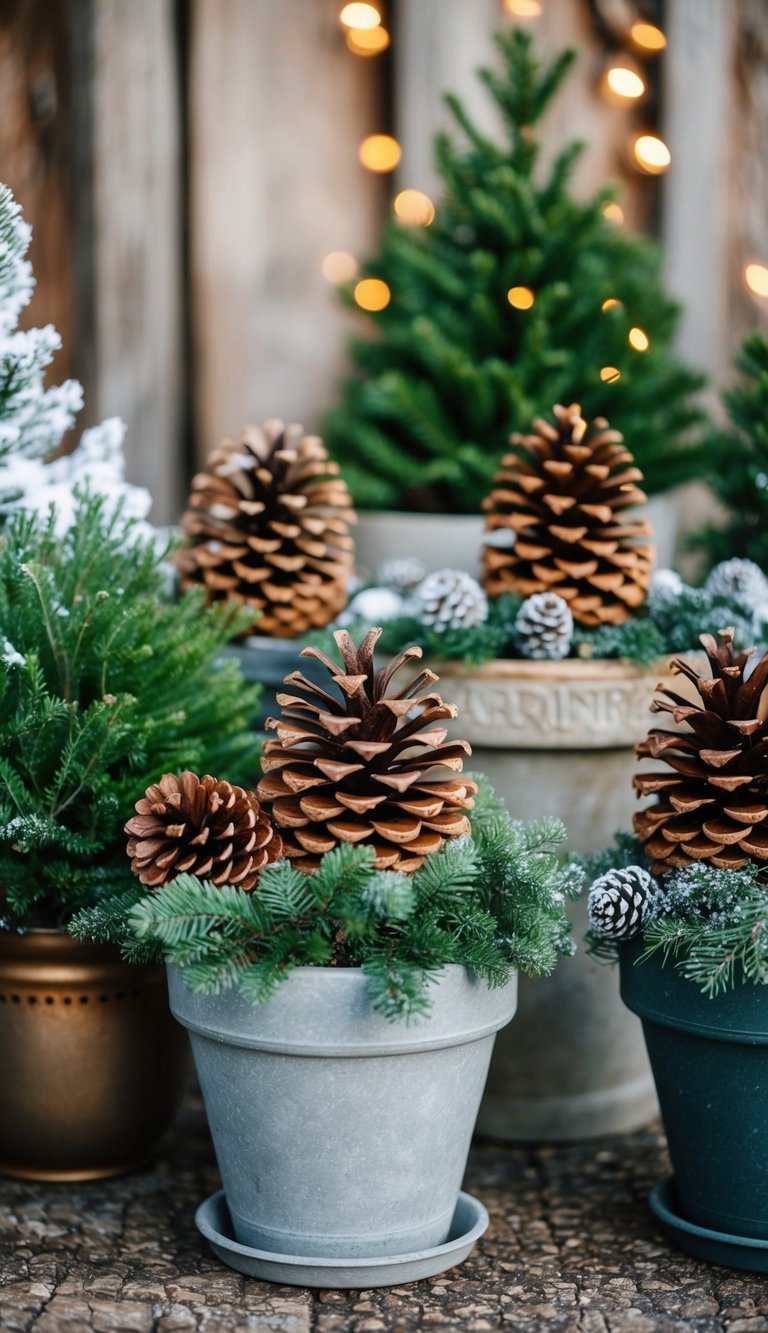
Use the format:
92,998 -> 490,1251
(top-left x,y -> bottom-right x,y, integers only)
85,0 -> 183,522
188,0 -> 383,462
1,0 -> 767,533
0,0 -> 76,373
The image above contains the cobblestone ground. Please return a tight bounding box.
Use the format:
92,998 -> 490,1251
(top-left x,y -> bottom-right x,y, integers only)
1,1100 -> 767,1333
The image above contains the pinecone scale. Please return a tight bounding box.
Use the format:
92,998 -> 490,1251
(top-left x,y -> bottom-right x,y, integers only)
126,771 -> 282,890
257,630 -> 477,873
634,630 -> 768,872
483,403 -> 654,626
178,421 -> 355,638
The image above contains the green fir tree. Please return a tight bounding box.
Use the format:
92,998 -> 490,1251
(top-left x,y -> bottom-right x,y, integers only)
0,496 -> 261,931
693,331 -> 768,571
324,29 -> 705,514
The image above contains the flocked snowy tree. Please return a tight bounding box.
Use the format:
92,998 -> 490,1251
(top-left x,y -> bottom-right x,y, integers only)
0,182 -> 153,535
324,30 -> 706,514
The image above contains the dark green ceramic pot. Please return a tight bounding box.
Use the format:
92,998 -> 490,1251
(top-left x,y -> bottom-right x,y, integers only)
620,938 -> 768,1240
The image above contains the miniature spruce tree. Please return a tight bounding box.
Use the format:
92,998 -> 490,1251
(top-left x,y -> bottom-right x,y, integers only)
693,332 -> 768,571
324,30 -> 705,514
0,182 -> 150,533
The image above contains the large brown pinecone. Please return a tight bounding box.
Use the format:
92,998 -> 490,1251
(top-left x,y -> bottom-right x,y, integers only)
634,630 -> 768,873
126,771 -> 282,890
178,420 -> 355,638
482,403 -> 655,627
256,628 -> 477,873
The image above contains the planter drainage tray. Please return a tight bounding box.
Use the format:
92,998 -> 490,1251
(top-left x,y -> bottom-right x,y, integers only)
650,1177 -> 768,1273
195,1189 -> 488,1287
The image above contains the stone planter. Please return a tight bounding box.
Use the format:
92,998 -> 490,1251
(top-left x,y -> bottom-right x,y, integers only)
643,490 -> 680,571
353,511 -> 485,579
0,930 -> 188,1180
621,940 -> 768,1269
437,657 -> 665,1141
351,495 -> 677,584
168,964 -> 517,1260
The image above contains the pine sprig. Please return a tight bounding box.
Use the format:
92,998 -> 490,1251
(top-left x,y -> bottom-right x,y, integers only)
125,780 -> 578,1020
1,495 -> 261,928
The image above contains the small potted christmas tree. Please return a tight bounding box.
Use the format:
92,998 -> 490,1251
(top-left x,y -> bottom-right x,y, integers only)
119,628 -> 581,1288
0,495 -> 262,1180
324,30 -> 705,577
587,630 -> 768,1272
177,419 -> 356,723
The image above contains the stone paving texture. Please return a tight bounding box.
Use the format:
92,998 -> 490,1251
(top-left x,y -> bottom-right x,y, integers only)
1,1101 -> 767,1333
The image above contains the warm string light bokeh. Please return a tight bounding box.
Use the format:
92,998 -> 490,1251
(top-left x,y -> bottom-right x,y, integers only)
326,3 -> 768,357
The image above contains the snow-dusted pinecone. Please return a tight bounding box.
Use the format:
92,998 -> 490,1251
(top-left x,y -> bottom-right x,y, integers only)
647,568 -> 685,615
588,866 -> 658,940
414,570 -> 489,631
340,586 -> 405,626
377,558 -> 427,592
515,592 -> 574,660
705,559 -> 768,616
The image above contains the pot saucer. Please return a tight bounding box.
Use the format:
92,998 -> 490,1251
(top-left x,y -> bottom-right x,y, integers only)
195,1189 -> 489,1288
649,1176 -> 768,1273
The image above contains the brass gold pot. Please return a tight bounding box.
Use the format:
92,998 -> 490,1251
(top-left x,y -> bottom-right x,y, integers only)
0,930 -> 189,1181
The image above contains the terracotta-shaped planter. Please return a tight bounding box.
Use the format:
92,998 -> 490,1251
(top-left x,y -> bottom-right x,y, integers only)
621,939 -> 768,1269
169,964 -> 517,1268
0,931 -> 188,1180
438,656 -> 665,1141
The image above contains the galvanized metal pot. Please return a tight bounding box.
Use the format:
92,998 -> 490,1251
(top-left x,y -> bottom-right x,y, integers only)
0,930 -> 189,1181
439,657 -> 664,1141
168,964 -> 517,1259
621,939 -> 768,1240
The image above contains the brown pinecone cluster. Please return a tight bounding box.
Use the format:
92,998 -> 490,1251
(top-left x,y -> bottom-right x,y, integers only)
126,771 -> 282,890
634,630 -> 768,873
178,420 -> 355,638
482,403 -> 654,626
257,628 -> 477,873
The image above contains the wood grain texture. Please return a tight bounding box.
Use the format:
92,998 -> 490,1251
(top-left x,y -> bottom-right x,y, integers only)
189,0 -> 383,466
0,0 -> 75,376
86,0 -> 183,522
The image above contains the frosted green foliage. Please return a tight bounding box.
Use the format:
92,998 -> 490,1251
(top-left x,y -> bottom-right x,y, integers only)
124,776 -> 581,1021
583,841 -> 768,993
0,183 -> 152,535
0,494 -> 261,929
640,863 -> 768,995
324,30 -> 705,513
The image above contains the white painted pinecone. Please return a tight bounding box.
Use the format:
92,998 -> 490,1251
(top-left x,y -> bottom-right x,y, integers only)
705,559 -> 768,623
415,569 -> 489,631
647,567 -> 685,615
377,557 -> 427,592
515,592 -> 574,660
588,866 -> 658,940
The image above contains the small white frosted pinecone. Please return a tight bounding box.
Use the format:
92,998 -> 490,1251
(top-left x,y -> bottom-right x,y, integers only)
515,592 -> 574,660
414,569 -> 489,631
588,866 -> 658,941
647,567 -> 685,615
705,559 -> 768,620
377,558 -> 427,592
